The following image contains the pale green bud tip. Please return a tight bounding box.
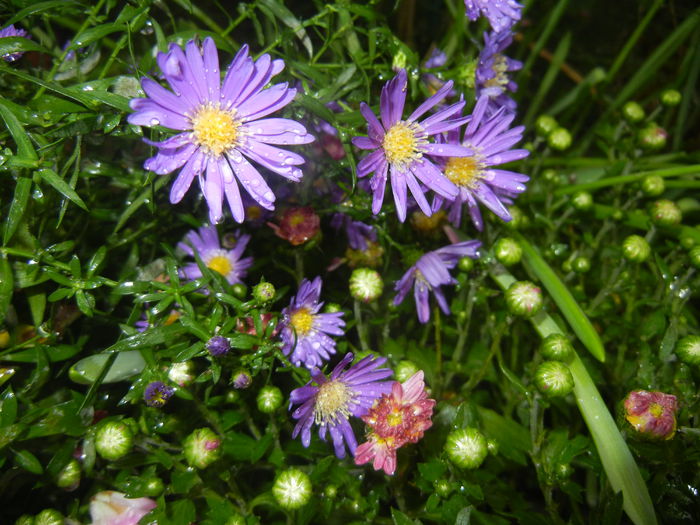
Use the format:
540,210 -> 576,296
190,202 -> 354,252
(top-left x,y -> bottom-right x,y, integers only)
253,281 -> 276,303
641,175 -> 664,196
547,128 -> 572,151
460,60 -> 477,89
349,268 -> 383,302
650,199 -> 681,226
675,335 -> 700,366
571,191 -> 593,211
535,115 -> 558,136
622,101 -> 645,122
535,361 -> 574,397
690,246 -> 700,269
324,303 -> 342,313
622,235 -> 651,262
395,360 -> 420,383
660,89 -> 681,107
494,237 -> 522,266
504,205 -> 527,230
14,515 -> 34,525
457,255 -> 475,272
272,468 -> 312,509
183,427 -> 221,469
95,420 -> 134,461
56,458 -> 81,490
392,50 -> 408,71
638,123 -> 667,150
33,509 -> 63,525
445,428 -> 488,469
487,439 -> 499,456
505,281 -> 543,318
168,361 -> 194,387
257,385 -> 283,413
539,333 -> 574,361
571,256 -> 590,274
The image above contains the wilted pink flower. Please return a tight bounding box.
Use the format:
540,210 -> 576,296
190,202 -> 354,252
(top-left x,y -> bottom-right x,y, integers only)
89,491 -> 156,525
624,390 -> 678,441
268,206 -> 320,246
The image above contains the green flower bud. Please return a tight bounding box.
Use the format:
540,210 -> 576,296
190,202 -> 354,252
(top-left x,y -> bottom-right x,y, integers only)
571,256 -> 590,274
660,89 -> 681,107
395,360 -> 420,383
252,281 -> 276,303
535,115 -> 558,137
638,123 -> 667,150
535,361 -> 574,397
487,438 -> 499,456
324,303 -> 342,314
494,237 -> 522,266
95,420 -> 133,461
641,175 -> 664,196
434,479 -> 452,498
184,427 -> 221,469
272,468 -> 312,509
33,509 -> 63,525
224,514 -> 246,525
650,199 -> 682,226
539,333 -> 574,361
556,463 -> 573,480
257,385 -> 283,413
541,169 -> 559,185
392,50 -> 407,71
504,205 -> 528,230
505,281 -> 543,318
231,283 -> 247,299
143,477 -> 165,497
14,515 -> 33,525
324,484 -> 338,499
56,458 -> 81,490
459,60 -> 477,89
675,335 -> 700,366
349,268 -> 383,302
225,390 -> 240,404
168,361 -> 195,387
687,245 -> 700,269
547,127 -> 572,151
622,235 -> 651,263
680,233 -> 696,250
571,191 -> 593,211
622,101 -> 645,123
445,427 -> 488,469
457,256 -> 475,273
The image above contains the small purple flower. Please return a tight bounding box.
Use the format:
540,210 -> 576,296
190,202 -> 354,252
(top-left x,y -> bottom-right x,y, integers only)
394,241 -> 481,323
352,69 -> 474,222
465,0 -> 523,32
0,25 -> 29,62
207,335 -> 230,356
289,352 -> 394,458
422,48 -> 456,98
476,30 -> 522,113
330,213 -> 377,251
177,225 -> 252,286
280,277 -> 345,369
144,381 -> 175,407
432,95 -> 529,230
128,38 -> 314,224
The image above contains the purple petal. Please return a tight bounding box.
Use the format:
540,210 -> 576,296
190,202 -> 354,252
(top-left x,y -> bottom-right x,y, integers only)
390,168 -> 408,222
360,102 -> 385,142
409,159 -> 458,200
370,161 -> 388,215
140,78 -> 192,116
202,37 -> 221,100
168,146 -> 202,202
408,80 -> 455,122
236,84 -> 296,121
422,143 -> 473,157
128,99 -> 190,130
203,158 -> 224,223
473,182 -> 511,220
228,153 -> 276,210
352,136 -> 379,150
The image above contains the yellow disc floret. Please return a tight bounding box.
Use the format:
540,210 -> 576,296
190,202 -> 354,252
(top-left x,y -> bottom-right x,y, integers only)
444,156 -> 483,189
314,380 -> 353,424
484,54 -> 509,89
191,103 -> 241,156
290,307 -> 314,335
382,121 -> 422,167
206,254 -> 233,277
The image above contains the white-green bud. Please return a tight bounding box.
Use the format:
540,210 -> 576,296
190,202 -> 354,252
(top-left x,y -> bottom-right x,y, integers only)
95,420 -> 133,461
445,428 -> 488,469
571,191 -> 593,211
638,123 -> 667,150
504,205 -> 528,230
56,458 -> 81,490
183,427 -> 221,469
33,509 -> 63,525
349,268 -> 383,302
253,281 -> 276,303
660,89 -> 681,107
505,281 -> 543,318
650,199 -> 681,226
641,175 -> 664,196
571,256 -> 590,274
675,335 -> 700,366
168,361 -> 194,387
257,385 -> 283,413
14,515 -> 34,525
547,128 -> 572,151
690,246 -> 700,269
494,237 -> 522,266
535,361 -> 574,397
540,334 -> 574,361
622,101 -> 645,123
622,235 -> 651,263
535,115 -> 558,137
395,360 -> 420,383
272,468 -> 312,509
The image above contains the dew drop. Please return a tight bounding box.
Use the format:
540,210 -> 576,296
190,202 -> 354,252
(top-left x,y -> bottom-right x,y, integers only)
263,191 -> 274,201
150,118 -> 160,126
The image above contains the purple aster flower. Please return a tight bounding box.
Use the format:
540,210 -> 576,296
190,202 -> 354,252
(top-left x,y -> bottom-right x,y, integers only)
476,31 -> 522,113
465,0 -> 523,32
352,69 -> 475,222
280,277 -> 345,369
431,95 -> 529,230
394,241 -> 481,323
207,335 -> 231,356
0,25 -> 29,62
144,381 -> 175,407
128,38 -> 315,224
178,225 -> 252,286
289,352 -> 394,458
330,213 -> 377,251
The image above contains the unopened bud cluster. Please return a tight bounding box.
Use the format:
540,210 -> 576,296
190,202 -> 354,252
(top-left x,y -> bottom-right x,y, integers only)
349,268 -> 383,302
445,427 -> 488,469
535,361 -> 574,397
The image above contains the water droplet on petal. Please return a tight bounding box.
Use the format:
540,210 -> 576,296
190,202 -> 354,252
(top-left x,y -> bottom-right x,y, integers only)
150,118 -> 160,126
263,191 -> 274,201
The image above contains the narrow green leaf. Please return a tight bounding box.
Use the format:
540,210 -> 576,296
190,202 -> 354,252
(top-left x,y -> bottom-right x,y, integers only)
1,387 -> 18,427
114,176 -> 169,232
0,64 -> 93,108
391,507 -> 421,525
0,96 -> 38,160
71,23 -> 125,49
3,177 -> 32,245
258,0 -> 313,57
86,246 -> 107,277
26,289 -> 45,327
524,32 -> 571,127
0,37 -> 53,59
13,449 -> 43,475
0,256 -> 13,325
38,168 -> 88,211
6,0 -> 80,25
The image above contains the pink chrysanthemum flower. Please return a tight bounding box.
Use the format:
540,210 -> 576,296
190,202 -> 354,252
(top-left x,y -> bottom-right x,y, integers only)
354,371 -> 436,475
624,390 -> 678,441
89,491 -> 156,525
128,38 -> 314,224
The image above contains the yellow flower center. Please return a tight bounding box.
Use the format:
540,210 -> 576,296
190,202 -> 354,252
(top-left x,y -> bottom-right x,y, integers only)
382,121 -> 421,167
191,103 -> 241,156
207,254 -> 233,276
484,54 -> 509,89
649,402 -> 664,418
290,307 -> 314,335
444,156 -> 482,188
386,409 -> 404,427
314,380 -> 353,424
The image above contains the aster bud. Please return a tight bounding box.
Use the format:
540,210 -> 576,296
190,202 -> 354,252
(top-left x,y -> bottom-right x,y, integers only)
650,199 -> 682,226
623,390 -> 678,440
535,361 -> 574,397
14,515 -> 33,525
252,281 -> 276,304
56,458 -> 81,490
349,268 -> 383,302
680,233 -> 696,250
95,420 -> 133,461
641,175 -> 665,196
622,101 -> 645,123
504,205 -> 528,230
638,123 -> 667,150
542,169 -> 559,185
272,468 -> 312,509
445,427 -> 488,469
144,381 -> 175,408
33,509 -> 63,525
660,89 -> 681,107
457,255 -> 475,272
486,438 -> 499,456
395,360 -> 420,383
535,115 -> 558,137
622,235 -> 651,263
184,428 -> 221,468
539,334 -> 574,362
494,237 -> 522,266
324,303 -> 343,314
675,335 -> 700,366
505,281 -> 543,318
206,335 -> 230,357
571,191 -> 593,211
232,368 -> 252,389
231,283 -> 247,299
689,246 -> 700,269
547,127 -> 572,151
571,256 -> 590,274
257,385 -> 283,413
168,361 -> 194,387
434,479 -> 452,498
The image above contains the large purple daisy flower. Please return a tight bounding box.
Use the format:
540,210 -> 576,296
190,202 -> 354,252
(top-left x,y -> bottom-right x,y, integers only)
177,225 -> 252,285
394,241 -> 481,323
280,277 -> 346,369
432,95 -> 529,230
465,0 -> 523,32
352,68 -> 475,222
289,352 -> 394,458
0,25 -> 29,62
128,38 -> 314,224
476,31 -> 522,113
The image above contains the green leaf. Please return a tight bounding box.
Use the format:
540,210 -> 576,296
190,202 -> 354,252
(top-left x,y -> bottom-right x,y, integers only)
71,23 -> 125,49
69,350 -> 146,384
258,0 -> 313,57
38,168 -> 88,211
0,96 -> 37,160
0,37 -> 53,59
1,387 -> 18,427
26,289 -> 46,327
3,344 -> 82,363
391,507 -> 421,525
5,0 -> 80,25
0,256 -> 13,325
13,449 -> 43,475
4,177 -> 32,245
